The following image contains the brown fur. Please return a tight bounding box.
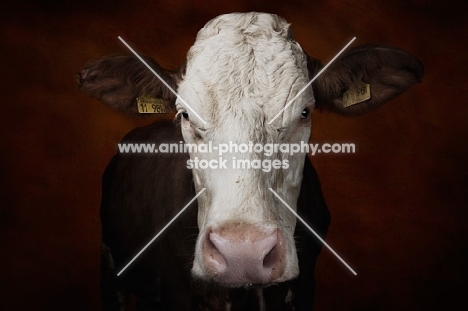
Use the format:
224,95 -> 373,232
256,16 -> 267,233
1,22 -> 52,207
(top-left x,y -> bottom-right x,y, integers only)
77,55 -> 180,115
312,44 -> 424,115
100,121 -> 330,310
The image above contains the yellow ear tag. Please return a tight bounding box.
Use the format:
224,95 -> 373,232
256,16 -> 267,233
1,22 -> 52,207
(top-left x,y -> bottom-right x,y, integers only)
137,96 -> 167,113
343,83 -> 371,107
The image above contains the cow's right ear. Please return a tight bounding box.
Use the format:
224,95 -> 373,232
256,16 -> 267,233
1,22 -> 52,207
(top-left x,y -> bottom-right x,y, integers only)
77,55 -> 181,116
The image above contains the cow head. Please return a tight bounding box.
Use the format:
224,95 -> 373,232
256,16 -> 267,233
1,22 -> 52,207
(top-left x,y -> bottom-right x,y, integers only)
78,12 -> 423,287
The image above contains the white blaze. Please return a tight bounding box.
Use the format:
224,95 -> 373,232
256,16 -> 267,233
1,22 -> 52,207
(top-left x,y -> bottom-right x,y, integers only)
176,12 -> 314,282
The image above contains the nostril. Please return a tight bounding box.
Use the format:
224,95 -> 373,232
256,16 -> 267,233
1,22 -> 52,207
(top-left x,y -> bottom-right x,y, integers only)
204,232 -> 227,271
263,243 -> 279,269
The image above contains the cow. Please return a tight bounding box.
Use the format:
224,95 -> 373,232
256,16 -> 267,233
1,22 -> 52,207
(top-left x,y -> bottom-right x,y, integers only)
78,12 -> 423,310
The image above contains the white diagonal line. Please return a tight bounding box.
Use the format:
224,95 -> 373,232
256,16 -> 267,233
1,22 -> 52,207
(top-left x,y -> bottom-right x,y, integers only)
117,188 -> 206,276
268,37 -> 356,125
268,188 -> 357,275
118,36 -> 207,125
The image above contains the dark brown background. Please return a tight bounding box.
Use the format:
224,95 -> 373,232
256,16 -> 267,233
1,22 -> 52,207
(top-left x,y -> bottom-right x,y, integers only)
1,0 -> 467,310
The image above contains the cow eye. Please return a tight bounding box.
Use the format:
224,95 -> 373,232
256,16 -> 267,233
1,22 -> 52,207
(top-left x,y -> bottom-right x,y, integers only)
181,111 -> 189,121
301,108 -> 310,119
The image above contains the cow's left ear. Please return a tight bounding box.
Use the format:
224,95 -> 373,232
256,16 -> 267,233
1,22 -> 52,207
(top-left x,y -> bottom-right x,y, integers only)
308,44 -> 423,115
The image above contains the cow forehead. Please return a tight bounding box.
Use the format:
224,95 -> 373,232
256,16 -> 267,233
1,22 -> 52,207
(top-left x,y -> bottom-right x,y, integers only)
179,13 -> 312,130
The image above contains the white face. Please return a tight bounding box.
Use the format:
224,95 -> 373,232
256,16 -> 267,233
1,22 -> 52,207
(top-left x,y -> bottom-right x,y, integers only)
176,13 -> 314,285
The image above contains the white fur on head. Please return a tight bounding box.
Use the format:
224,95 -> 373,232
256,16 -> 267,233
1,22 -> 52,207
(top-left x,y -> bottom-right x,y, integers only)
176,12 -> 314,283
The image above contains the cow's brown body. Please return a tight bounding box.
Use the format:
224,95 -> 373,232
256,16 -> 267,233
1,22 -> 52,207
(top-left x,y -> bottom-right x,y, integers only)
100,120 -> 330,310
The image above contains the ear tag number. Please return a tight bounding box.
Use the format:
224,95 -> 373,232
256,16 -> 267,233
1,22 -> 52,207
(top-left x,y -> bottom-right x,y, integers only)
137,96 -> 167,113
343,83 -> 371,107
